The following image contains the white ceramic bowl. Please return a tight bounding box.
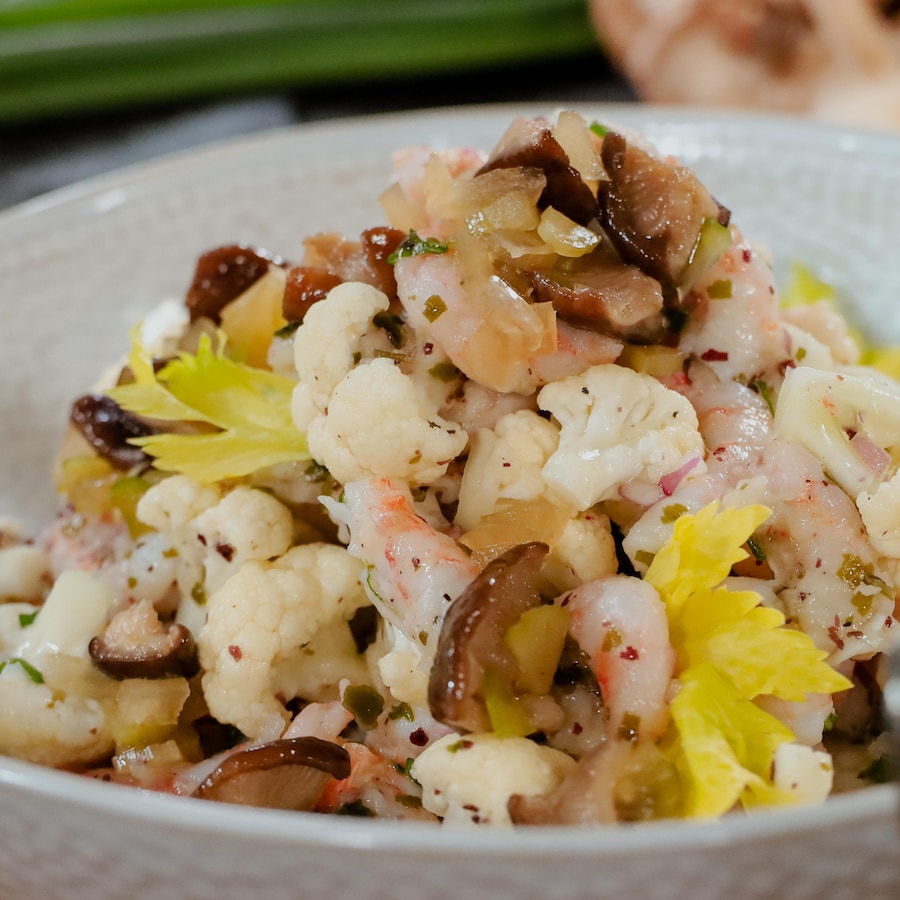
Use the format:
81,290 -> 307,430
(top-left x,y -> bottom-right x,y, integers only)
1,104 -> 898,900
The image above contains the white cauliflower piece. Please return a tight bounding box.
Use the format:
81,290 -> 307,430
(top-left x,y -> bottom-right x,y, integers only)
455,410 -> 560,531
373,625 -> 431,709
137,476 -> 294,631
291,281 -> 390,431
0,570 -> 118,767
543,511 -> 618,594
306,357 -> 467,485
411,732 -> 576,827
538,364 -> 705,511
775,366 -> 900,499
0,664 -> 113,767
772,743 -> 834,806
0,544 -> 50,601
197,543 -> 369,741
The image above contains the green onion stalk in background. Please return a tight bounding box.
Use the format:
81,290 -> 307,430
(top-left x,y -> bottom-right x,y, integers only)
0,0 -> 597,123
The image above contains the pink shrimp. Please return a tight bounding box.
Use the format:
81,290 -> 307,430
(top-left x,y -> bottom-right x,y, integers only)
559,575 -> 676,743
324,477 -> 479,652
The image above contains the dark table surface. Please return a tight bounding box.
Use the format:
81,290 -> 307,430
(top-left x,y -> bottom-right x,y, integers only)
0,50 -> 636,213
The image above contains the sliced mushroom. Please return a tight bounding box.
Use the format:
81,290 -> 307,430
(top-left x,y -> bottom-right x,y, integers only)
89,598 -> 199,680
428,542 -> 548,733
193,737 -> 350,811
598,132 -> 729,290
477,117 -> 599,226
526,249 -> 667,344
360,226 -> 407,300
185,244 -> 283,323
70,394 -> 156,471
281,266 -> 343,323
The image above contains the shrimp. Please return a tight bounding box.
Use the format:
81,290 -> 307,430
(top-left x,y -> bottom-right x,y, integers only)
394,250 -> 556,395
323,477 -> 479,654
626,364 -> 897,666
559,575 -> 676,743
679,234 -> 793,387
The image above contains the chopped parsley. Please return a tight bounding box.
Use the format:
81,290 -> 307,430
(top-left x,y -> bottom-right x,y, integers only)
342,683 -> 385,729
387,230 -> 449,264
0,657 -> 44,684
423,294 -> 447,323
18,609 -> 39,628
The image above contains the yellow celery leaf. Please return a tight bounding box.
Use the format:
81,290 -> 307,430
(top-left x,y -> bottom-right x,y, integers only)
109,331 -> 308,482
644,502 -> 771,615
108,327 -> 200,422
669,663 -> 795,818
780,260 -> 836,309
677,587 -> 852,702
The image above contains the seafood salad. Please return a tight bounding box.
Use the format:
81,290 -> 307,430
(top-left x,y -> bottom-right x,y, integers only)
0,110 -> 897,827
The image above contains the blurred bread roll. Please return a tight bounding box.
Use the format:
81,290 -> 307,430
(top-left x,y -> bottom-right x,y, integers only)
589,0 -> 900,129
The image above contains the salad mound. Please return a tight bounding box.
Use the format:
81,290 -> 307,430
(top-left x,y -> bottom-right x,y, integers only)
0,111 -> 897,825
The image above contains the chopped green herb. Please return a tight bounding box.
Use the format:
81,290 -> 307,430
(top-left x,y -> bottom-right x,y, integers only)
352,351 -> 362,364
342,683 -> 385,730
396,793 -> 423,809
796,347 -> 807,362
273,320 -> 302,339
850,592 -> 874,618
388,701 -> 415,722
417,630 -> 429,646
634,549 -> 655,568
746,536 -> 768,562
387,230 -> 449,264
336,800 -> 376,817
0,657 -> 44,684
838,554 -> 887,592
408,451 -> 422,465
423,294 -> 447,323
859,755 -> 892,784
447,739 -> 474,753
372,311 -> 407,348
752,379 -> 776,415
589,121 -> 610,138
661,503 -> 688,525
823,710 -> 838,732
190,581 -> 207,606
162,547 -> 179,558
17,610 -> 39,628
428,361 -> 460,383
403,757 -> 420,784
706,279 -> 733,299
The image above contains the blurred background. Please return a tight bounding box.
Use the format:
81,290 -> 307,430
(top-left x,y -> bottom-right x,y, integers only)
1,0 -> 898,212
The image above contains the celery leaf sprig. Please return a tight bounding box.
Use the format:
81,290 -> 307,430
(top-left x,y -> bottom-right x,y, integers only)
645,502 -> 852,818
108,329 -> 309,483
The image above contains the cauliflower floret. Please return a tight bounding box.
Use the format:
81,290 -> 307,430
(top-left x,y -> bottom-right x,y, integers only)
0,570 -> 118,767
538,364 -> 705,511
411,732 -> 577,827
0,544 -> 50,601
291,281 -> 390,431
771,742 -> 834,806
455,410 -> 559,531
197,543 -> 369,741
137,476 -> 294,632
0,665 -> 113,768
372,625 -> 431,709
306,357 -> 467,485
543,511 -> 618,594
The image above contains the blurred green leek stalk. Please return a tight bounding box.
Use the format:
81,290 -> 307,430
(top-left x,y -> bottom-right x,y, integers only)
0,0 -> 596,122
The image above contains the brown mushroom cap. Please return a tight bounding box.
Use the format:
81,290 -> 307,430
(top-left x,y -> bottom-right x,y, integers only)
598,132 -> 729,290
428,542 -> 549,733
193,737 -> 350,811
185,244 -> 283,324
69,394 -> 155,471
477,117 -> 600,226
526,250 -> 667,343
89,598 -> 199,680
